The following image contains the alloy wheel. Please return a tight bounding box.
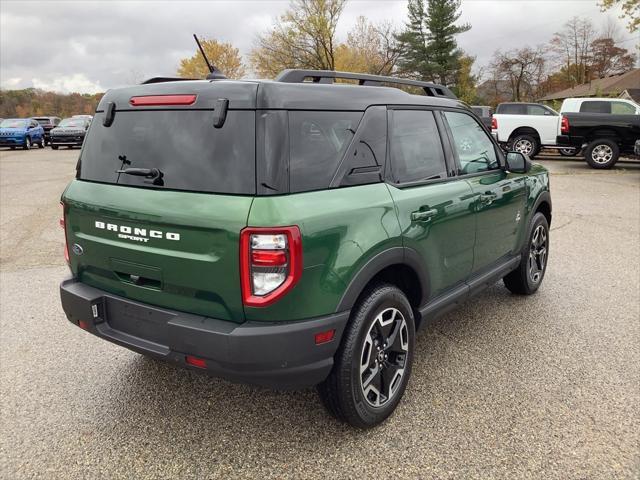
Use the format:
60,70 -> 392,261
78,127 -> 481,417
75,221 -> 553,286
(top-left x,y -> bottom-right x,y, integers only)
514,139 -> 533,155
360,307 -> 409,408
591,144 -> 613,164
528,224 -> 547,284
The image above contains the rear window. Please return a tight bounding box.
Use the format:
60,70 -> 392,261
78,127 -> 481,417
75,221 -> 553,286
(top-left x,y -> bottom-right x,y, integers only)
580,101 -> 610,114
34,118 -> 51,125
79,110 -> 256,194
289,111 -> 362,192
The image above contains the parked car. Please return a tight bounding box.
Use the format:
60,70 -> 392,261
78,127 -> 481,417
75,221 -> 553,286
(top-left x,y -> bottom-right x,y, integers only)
557,111 -> 640,168
560,97 -> 640,115
471,105 -> 493,130
0,118 -> 45,149
50,117 -> 91,149
71,114 -> 93,121
33,116 -> 62,145
59,69 -> 552,428
491,102 -> 563,158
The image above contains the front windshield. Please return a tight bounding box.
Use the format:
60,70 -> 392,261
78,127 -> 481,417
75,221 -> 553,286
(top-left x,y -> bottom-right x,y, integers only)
0,119 -> 28,128
59,118 -> 86,128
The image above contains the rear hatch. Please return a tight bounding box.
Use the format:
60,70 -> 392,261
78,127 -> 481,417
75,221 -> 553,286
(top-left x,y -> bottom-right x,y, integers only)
62,80 -> 258,323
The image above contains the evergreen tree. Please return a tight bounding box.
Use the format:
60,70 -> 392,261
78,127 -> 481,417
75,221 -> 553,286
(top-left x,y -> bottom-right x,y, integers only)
425,0 -> 470,85
396,0 -> 470,86
395,0 -> 432,80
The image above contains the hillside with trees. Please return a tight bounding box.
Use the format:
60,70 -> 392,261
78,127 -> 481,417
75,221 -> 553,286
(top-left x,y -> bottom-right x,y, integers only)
0,89 -> 102,119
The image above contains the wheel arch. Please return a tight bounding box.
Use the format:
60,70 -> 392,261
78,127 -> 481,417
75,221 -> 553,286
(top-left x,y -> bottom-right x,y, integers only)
508,126 -> 541,142
335,247 -> 429,325
533,191 -> 552,226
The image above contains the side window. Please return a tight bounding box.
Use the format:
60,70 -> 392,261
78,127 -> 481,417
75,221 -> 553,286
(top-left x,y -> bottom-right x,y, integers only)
389,110 -> 447,184
444,111 -> 499,175
527,105 -> 548,115
580,101 -> 611,114
611,101 -> 636,114
289,111 -> 362,193
499,104 -> 525,115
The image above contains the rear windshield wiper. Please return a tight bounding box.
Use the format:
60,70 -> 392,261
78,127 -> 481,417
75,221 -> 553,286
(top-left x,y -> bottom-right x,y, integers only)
116,167 -> 164,186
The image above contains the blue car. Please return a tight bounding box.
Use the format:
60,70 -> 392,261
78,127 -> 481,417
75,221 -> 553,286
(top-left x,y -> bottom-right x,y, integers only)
0,118 -> 46,150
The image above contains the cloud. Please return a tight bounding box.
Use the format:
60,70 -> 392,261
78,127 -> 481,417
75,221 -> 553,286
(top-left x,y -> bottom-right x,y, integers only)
0,0 -> 635,94
31,74 -> 104,94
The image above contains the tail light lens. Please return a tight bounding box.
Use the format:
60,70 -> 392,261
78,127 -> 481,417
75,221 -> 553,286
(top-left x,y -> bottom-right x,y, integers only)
240,226 -> 302,307
561,116 -> 570,134
60,202 -> 69,264
491,116 -> 497,130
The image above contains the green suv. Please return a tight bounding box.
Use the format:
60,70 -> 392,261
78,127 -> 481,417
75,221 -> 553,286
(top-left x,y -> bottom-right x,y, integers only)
59,70 -> 551,428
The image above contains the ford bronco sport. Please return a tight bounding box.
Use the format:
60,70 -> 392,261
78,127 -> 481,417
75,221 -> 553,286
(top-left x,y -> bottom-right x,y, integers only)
59,69 -> 551,428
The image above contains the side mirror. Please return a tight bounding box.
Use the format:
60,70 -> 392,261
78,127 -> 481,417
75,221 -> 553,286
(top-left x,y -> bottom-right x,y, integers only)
505,152 -> 531,173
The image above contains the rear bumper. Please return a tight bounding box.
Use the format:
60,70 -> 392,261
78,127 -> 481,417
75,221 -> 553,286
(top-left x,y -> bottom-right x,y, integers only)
60,277 -> 349,389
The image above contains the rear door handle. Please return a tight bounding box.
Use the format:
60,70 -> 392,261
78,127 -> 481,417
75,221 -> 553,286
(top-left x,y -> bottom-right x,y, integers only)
411,208 -> 438,222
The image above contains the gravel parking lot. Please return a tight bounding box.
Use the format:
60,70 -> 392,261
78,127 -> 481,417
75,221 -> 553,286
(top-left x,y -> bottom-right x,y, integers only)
1,148 -> 639,479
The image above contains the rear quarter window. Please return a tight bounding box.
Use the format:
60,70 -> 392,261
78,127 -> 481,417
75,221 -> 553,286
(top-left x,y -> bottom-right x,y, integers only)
289,111 -> 362,192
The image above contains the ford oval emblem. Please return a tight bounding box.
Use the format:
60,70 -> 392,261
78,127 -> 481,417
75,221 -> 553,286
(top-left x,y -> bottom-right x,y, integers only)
72,244 -> 84,256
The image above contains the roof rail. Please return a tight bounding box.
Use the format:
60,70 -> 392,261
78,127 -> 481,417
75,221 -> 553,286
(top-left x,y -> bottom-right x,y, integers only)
275,69 -> 457,99
141,77 -> 198,85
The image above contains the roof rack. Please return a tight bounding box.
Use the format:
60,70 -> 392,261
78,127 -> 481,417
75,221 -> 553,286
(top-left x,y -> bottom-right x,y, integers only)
275,69 -> 457,99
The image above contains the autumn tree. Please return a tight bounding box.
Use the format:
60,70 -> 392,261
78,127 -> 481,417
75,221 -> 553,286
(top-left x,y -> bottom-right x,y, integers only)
250,0 -> 346,78
490,47 -> 546,101
177,38 -> 245,79
550,17 -> 597,87
452,55 -> 477,103
334,17 -> 400,75
599,0 -> 639,33
590,37 -> 636,77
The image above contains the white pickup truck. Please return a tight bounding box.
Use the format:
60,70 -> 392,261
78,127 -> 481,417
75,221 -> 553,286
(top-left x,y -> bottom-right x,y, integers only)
491,98 -> 640,158
491,102 -> 562,158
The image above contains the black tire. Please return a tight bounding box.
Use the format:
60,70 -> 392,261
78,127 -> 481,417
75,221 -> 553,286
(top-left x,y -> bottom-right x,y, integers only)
511,134 -> 540,158
51,145 -> 59,150
559,148 -> 579,157
22,137 -> 31,150
504,212 -> 549,295
584,139 -> 619,169
318,283 -> 416,428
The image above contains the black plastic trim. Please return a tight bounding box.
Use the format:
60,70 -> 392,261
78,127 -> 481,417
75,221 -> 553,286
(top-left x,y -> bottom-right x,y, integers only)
60,277 -> 350,389
335,247 -> 430,312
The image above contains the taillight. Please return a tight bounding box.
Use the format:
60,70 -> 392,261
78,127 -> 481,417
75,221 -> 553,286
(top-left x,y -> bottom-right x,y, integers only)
561,116 -> 570,134
240,226 -> 302,307
60,202 -> 69,264
491,116 -> 497,130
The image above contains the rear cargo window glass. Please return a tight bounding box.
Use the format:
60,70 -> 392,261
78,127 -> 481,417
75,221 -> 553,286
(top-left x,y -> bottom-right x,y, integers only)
79,110 -> 256,194
289,111 -> 362,192
580,101 -> 610,114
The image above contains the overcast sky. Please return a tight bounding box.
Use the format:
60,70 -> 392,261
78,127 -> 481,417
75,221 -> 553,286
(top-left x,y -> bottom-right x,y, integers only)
0,0 -> 637,93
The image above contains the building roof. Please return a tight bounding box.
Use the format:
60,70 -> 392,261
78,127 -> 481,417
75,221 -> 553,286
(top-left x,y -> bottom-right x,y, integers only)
619,88 -> 640,103
539,69 -> 640,101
